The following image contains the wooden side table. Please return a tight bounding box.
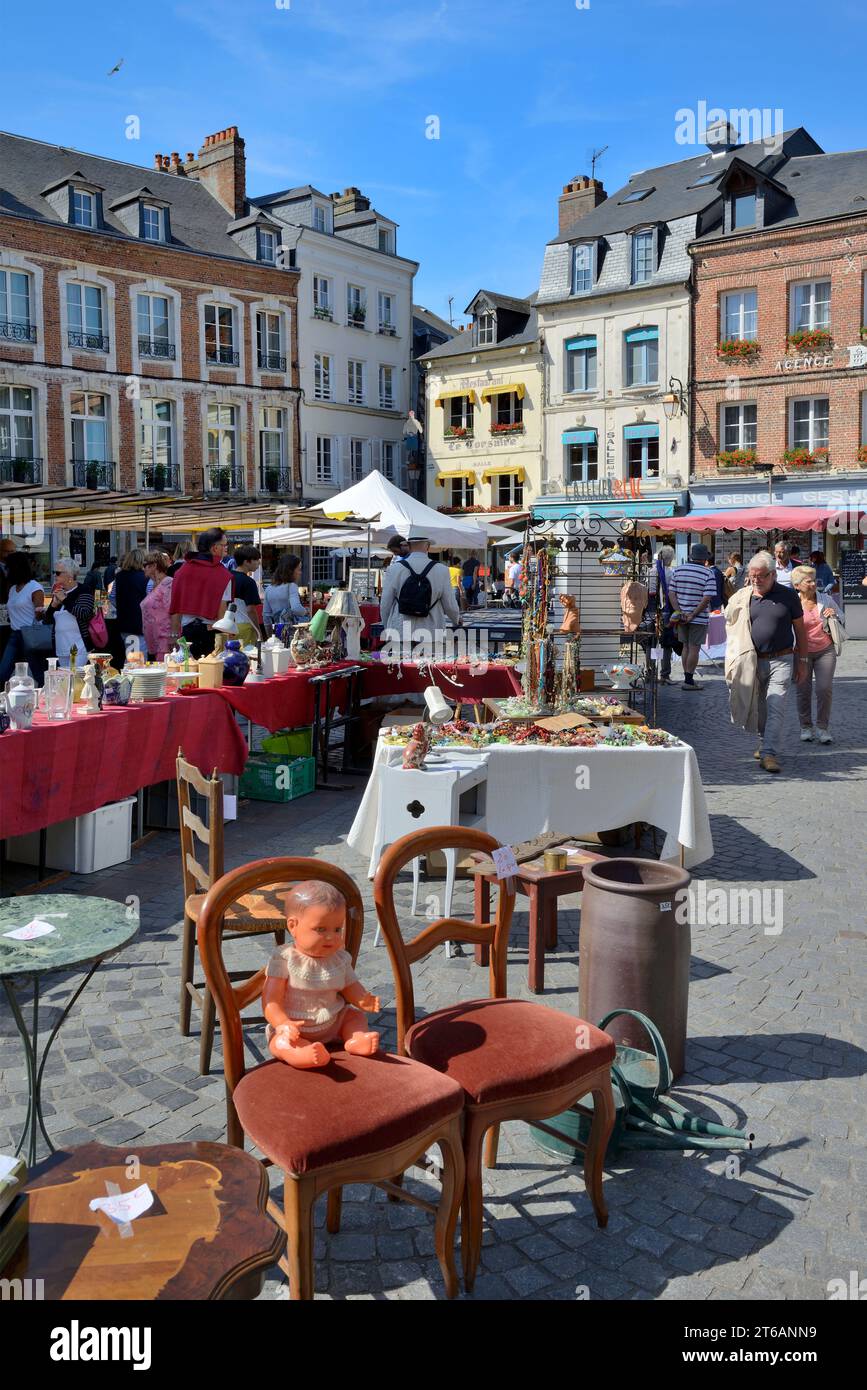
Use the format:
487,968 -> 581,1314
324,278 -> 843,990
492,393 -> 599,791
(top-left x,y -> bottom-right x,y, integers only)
473,849 -> 606,994
2,1141 -> 284,1300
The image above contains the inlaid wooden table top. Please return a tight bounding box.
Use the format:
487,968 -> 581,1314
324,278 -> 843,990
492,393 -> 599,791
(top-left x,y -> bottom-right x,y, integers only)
3,1141 -> 284,1300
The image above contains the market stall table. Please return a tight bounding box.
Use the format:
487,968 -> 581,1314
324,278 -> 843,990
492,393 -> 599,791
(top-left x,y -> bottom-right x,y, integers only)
0,895 -> 138,1165
2,1140 -> 284,1299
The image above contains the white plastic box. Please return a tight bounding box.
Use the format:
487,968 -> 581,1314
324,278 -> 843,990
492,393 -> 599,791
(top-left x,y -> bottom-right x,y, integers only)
7,798 -> 137,875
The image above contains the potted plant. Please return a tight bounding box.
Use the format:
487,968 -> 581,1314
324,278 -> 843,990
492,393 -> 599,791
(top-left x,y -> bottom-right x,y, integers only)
11,457 -> 29,484
314,305 -> 332,321
264,465 -> 280,493
717,338 -> 761,359
716,448 -> 759,471
860,326 -> 867,342
444,425 -> 471,439
153,463 -> 167,492
349,305 -> 366,326
786,328 -> 832,351
490,421 -> 524,435
85,461 -> 100,489
782,447 -> 829,470
857,446 -> 867,466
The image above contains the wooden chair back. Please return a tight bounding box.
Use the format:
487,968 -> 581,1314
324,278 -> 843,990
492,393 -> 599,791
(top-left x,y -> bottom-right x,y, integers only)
176,749 -> 224,900
196,858 -> 365,1145
373,827 -> 516,1055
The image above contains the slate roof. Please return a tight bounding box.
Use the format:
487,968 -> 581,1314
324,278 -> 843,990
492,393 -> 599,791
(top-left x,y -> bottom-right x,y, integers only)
696,148 -> 867,240
254,184 -> 329,205
413,304 -> 455,337
466,289 -> 532,315
0,131 -> 259,262
420,305 -> 538,363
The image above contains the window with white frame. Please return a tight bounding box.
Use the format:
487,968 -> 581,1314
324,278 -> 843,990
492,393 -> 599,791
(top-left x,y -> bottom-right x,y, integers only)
313,204 -> 328,234
66,283 -> 108,351
207,402 -> 239,486
204,304 -> 237,365
141,205 -> 164,242
0,270 -> 34,340
496,472 -> 524,506
631,229 -> 655,284
71,188 -> 95,228
347,284 -> 366,325
566,442 -> 598,483
721,290 -> 758,341
494,391 -> 523,426
314,353 -> 332,400
347,359 -> 365,405
378,227 -> 394,254
624,327 -> 658,386
256,311 -> 284,371
381,440 -> 396,479
349,438 -> 365,481
378,292 -> 395,334
257,228 -> 277,264
70,391 -> 109,462
572,244 -> 593,294
565,336 -> 597,392
315,435 -> 333,483
791,397 -> 829,453
259,407 -> 286,489
137,293 -> 173,359
790,280 -> 831,333
0,386 -> 37,465
379,365 -> 395,409
722,402 -> 757,452
140,399 -> 174,488
313,275 -> 332,317
450,476 -> 473,508
446,395 -> 473,434
476,312 -> 495,345
312,546 -> 332,582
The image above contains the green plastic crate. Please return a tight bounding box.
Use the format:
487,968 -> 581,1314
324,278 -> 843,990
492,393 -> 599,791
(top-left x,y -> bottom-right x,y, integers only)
239,754 -> 316,803
260,726 -> 314,759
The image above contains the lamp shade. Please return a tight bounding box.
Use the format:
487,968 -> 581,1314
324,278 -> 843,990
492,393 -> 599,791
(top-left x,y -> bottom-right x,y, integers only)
325,589 -> 362,621
211,602 -> 239,635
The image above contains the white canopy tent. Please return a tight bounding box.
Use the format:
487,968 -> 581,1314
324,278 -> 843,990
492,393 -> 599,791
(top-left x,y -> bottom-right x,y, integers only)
309,470 -> 491,550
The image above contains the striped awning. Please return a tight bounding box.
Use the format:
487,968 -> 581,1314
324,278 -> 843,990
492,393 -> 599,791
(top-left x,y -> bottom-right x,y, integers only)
435,469 -> 477,487
434,389 -> 478,407
481,383 -> 525,402
481,465 -> 526,484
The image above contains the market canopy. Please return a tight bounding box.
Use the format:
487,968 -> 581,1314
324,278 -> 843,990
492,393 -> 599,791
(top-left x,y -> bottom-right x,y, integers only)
644,507 -> 847,533
309,468 -> 491,549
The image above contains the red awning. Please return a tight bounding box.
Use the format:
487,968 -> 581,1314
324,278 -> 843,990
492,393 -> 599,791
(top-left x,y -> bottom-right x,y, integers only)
644,507 -> 846,533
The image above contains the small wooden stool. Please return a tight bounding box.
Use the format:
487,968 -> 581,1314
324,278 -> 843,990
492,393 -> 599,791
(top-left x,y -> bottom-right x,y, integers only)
472,848 -> 606,993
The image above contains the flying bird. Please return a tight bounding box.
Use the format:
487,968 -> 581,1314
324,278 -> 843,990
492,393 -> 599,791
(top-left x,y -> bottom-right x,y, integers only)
107,59 -> 124,76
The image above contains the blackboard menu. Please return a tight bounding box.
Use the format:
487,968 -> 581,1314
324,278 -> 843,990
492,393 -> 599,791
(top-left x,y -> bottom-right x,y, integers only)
841,550 -> 867,603
348,567 -> 377,601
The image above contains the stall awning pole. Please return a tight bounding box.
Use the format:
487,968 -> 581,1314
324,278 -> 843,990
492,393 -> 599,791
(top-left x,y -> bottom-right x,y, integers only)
308,520 -> 314,616
366,523 -> 372,600
145,508 -> 150,552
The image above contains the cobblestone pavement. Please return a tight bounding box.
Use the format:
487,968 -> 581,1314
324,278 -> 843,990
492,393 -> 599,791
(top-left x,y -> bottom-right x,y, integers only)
1,646 -> 865,1301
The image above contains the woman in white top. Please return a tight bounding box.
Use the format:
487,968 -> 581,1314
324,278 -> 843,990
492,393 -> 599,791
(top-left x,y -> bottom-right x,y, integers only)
43,557 -> 95,669
0,551 -> 45,684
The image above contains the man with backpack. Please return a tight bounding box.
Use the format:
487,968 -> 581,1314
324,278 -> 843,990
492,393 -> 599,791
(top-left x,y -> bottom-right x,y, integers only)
379,536 -> 461,660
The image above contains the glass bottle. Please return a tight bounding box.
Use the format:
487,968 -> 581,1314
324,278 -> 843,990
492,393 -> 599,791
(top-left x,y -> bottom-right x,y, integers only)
5,662 -> 37,730
44,658 -> 72,720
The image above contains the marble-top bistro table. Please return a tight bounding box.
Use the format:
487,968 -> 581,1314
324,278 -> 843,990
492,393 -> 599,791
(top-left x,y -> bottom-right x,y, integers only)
0,895 -> 138,1165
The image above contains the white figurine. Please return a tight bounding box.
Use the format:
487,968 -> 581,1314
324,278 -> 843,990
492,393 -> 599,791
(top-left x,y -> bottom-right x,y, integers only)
78,663 -> 101,714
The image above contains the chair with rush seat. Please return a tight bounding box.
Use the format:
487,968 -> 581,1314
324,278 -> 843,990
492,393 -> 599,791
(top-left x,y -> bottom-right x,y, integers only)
176,750 -> 288,1074
374,826 -> 617,1293
196,857 -> 466,1301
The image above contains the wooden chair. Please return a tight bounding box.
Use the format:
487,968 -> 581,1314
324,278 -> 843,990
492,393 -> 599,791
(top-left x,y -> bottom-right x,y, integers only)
196,857 -> 465,1301
176,749 -> 287,1074
374,825 -> 617,1293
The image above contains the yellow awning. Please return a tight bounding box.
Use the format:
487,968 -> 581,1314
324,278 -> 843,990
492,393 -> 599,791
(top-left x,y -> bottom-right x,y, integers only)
434,389 -> 478,407
481,383 -> 525,402
481,465 -> 526,484
435,469 -> 477,487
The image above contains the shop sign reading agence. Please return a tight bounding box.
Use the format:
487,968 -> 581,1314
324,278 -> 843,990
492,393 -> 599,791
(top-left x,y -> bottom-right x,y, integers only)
775,344 -> 867,372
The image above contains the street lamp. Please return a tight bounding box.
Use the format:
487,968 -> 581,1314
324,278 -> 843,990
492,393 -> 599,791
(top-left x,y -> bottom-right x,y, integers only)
662,376 -> 687,420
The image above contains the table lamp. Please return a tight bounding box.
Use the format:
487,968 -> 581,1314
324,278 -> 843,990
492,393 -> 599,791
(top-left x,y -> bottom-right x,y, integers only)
424,685 -> 453,725
325,589 -> 364,658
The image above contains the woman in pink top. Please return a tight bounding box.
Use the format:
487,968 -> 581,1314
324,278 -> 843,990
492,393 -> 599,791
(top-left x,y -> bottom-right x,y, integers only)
140,551 -> 173,660
792,565 -> 844,744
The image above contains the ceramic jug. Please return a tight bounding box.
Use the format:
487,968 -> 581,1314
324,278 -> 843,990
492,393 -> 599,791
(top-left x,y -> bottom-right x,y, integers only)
222,639 -> 250,687
289,624 -> 318,668
6,663 -> 37,730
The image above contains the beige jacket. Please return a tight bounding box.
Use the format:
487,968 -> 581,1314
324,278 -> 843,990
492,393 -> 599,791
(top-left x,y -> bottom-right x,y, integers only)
724,588 -> 758,733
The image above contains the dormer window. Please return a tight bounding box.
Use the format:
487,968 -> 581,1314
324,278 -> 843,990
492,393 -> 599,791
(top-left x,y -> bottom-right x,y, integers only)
477,312 -> 495,345
378,226 -> 394,255
313,204 -> 330,234
572,244 -> 594,294
72,188 -> 95,228
631,229 -> 655,284
732,190 -> 756,229
141,205 -> 164,242
257,228 -> 278,264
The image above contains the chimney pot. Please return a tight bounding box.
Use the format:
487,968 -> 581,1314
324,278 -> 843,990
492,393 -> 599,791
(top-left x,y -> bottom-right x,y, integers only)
558,174 -> 606,237
187,152 -> 194,162
154,153 -> 163,169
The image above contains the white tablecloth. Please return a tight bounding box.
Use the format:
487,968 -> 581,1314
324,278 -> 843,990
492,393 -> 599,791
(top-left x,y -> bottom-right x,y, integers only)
347,738 -> 713,873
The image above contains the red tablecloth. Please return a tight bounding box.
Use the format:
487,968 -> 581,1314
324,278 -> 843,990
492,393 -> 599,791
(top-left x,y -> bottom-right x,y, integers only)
0,695 -> 247,840
359,602 -> 381,641
361,660 -> 521,702
179,661 -> 361,731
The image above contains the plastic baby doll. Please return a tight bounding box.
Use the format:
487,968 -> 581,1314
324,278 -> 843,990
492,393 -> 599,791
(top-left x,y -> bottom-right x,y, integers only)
263,880 -> 381,1069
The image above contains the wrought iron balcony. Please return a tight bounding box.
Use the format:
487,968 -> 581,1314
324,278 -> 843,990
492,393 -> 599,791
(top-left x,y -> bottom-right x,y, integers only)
69,330 -> 109,353
258,350 -> 287,371
347,311 -> 367,329
139,336 -> 176,360
379,396 -> 396,411
72,459 -> 116,490
205,465 -> 244,494
0,320 -> 37,344
259,465 -> 293,494
206,346 -> 240,366
0,456 -> 43,485
378,323 -> 397,337
313,305 -> 333,321
141,464 -> 181,492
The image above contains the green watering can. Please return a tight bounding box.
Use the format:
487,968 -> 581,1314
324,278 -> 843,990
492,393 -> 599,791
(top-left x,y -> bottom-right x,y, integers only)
531,1009 -> 754,1158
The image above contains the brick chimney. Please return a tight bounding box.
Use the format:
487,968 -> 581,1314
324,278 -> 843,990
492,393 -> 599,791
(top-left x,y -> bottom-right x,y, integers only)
178,127 -> 246,215
558,175 -> 607,237
332,186 -> 371,218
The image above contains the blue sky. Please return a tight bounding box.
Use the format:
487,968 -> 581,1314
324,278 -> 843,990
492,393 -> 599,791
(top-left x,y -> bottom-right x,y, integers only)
3,0 -> 866,322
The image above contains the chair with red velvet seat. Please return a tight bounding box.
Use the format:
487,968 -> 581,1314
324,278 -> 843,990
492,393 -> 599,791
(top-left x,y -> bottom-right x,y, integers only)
196,856 -> 466,1301
373,826 -> 617,1293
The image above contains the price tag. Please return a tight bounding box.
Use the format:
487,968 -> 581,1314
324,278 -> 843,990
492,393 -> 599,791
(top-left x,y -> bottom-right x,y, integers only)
89,1183 -> 154,1224
3,919 -> 57,941
659,901 -> 672,912
491,846 -> 519,880
650,646 -> 663,662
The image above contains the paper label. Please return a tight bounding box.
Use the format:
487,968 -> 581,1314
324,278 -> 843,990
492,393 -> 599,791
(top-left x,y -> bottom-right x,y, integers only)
89,1183 -> 154,1224
659,901 -> 672,912
492,846 -> 519,880
3,919 -> 57,941
223,794 -> 238,822
650,646 -> 663,661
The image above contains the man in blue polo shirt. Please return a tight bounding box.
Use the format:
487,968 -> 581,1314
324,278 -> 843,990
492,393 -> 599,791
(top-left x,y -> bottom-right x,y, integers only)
668,544 -> 718,690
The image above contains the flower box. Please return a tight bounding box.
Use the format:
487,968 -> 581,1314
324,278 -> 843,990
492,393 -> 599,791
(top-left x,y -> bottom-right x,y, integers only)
717,339 -> 761,360
857,446 -> 867,464
313,306 -> 333,321
490,423 -> 525,435
786,329 -> 832,351
782,447 -> 829,470
860,326 -> 867,342
716,449 -> 760,471
444,427 -> 473,439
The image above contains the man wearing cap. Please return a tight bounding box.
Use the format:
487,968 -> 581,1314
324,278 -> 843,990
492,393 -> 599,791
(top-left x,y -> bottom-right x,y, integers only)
667,544 -> 718,690
380,536 -> 461,659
